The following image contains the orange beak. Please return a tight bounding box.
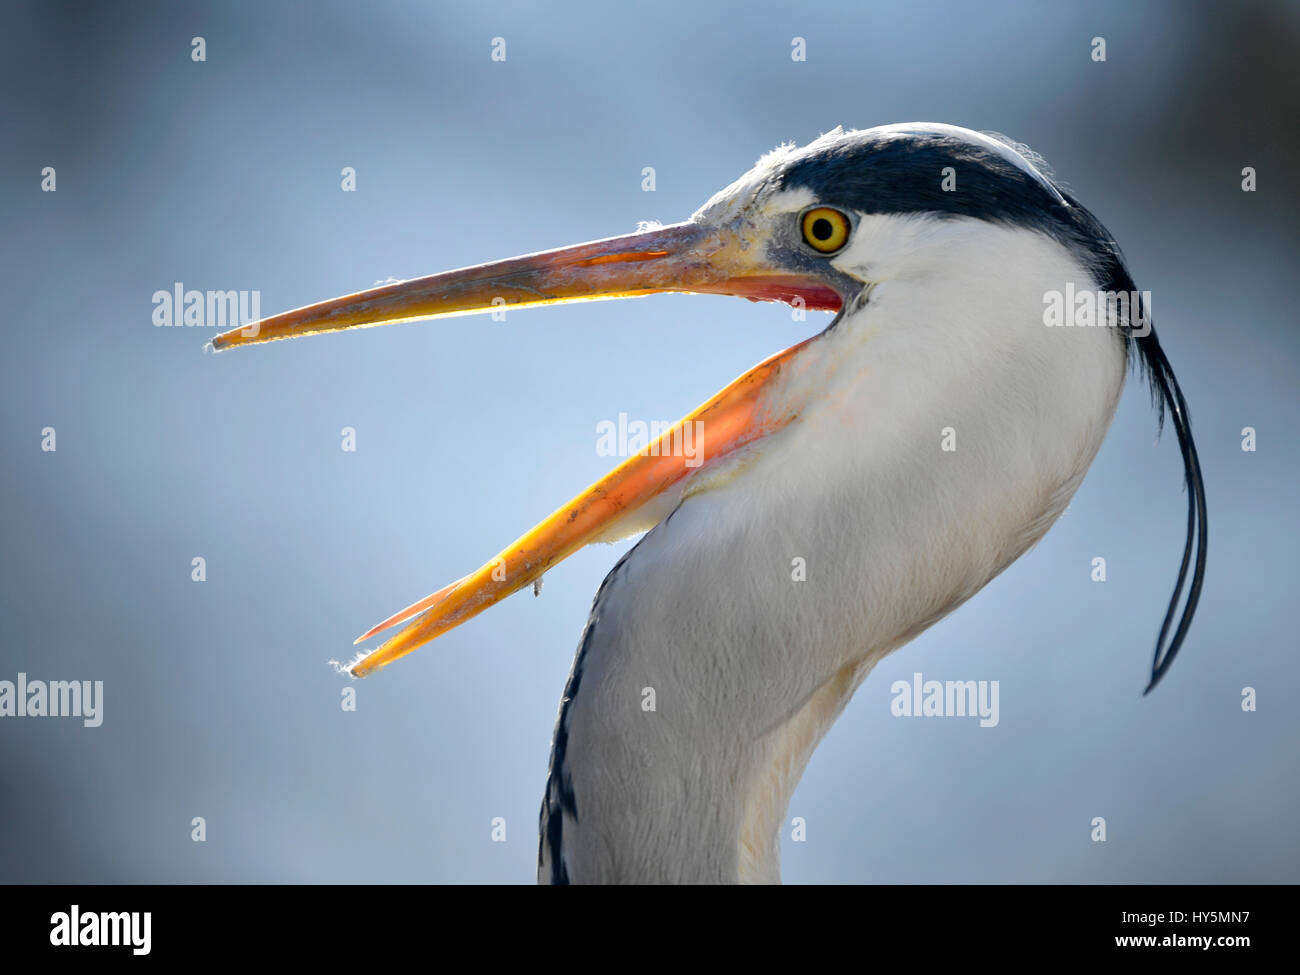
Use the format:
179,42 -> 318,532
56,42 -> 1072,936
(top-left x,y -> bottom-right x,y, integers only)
212,220 -> 841,676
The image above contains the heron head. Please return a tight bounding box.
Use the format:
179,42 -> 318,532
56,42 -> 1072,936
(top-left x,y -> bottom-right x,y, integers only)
212,124 -> 1203,691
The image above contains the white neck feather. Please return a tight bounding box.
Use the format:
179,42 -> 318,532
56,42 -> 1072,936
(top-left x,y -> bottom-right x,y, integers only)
545,216 -> 1127,883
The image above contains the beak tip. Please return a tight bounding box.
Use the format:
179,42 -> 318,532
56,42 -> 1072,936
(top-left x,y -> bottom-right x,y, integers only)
329,656 -> 361,679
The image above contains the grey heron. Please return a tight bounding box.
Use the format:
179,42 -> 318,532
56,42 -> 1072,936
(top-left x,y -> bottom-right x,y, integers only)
213,123 -> 1207,884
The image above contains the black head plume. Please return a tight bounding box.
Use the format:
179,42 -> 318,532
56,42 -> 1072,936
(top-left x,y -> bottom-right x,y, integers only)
1134,330 -> 1208,693
781,125 -> 1207,691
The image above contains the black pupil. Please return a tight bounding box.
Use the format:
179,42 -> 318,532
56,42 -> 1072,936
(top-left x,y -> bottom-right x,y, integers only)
811,217 -> 834,242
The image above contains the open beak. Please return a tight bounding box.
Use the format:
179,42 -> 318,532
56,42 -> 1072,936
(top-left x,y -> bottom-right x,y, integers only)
213,220 -> 841,676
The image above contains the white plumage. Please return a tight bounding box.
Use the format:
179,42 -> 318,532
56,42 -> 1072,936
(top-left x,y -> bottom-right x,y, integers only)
541,212 -> 1125,883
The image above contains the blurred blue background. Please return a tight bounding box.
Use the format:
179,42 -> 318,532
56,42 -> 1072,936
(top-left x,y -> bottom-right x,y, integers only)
2,0 -> 1297,883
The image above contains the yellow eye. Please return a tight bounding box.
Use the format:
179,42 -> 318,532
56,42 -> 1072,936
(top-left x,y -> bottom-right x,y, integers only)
801,207 -> 850,253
